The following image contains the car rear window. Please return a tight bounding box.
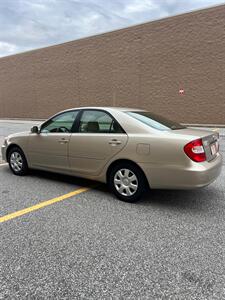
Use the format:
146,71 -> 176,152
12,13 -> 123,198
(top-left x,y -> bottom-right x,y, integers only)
126,111 -> 186,131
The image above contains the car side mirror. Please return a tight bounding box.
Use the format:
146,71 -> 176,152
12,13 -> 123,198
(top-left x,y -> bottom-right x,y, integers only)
31,126 -> 40,134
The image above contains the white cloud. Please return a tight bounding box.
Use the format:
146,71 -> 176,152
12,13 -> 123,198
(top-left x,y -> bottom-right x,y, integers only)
0,0 -> 224,57
125,0 -> 157,13
0,41 -> 18,57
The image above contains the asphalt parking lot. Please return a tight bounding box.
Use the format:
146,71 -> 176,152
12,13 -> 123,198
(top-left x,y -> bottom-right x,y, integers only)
0,120 -> 225,299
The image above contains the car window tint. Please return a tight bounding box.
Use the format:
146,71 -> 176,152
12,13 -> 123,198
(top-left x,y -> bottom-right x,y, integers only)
41,111 -> 78,133
126,111 -> 186,131
78,110 -> 123,133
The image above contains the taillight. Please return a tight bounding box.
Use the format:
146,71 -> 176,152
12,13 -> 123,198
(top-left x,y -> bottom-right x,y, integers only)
184,138 -> 206,162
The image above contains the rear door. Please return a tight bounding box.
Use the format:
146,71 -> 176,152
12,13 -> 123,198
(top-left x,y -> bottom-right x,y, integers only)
68,109 -> 128,175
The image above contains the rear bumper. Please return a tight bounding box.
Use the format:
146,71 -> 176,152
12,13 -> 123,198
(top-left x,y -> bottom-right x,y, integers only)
139,153 -> 222,189
1,144 -> 7,162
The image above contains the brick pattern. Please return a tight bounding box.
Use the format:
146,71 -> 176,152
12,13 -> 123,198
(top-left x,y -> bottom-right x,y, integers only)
0,5 -> 225,124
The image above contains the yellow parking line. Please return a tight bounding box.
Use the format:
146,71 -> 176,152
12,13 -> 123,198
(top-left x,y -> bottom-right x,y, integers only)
212,128 -> 220,132
0,187 -> 90,223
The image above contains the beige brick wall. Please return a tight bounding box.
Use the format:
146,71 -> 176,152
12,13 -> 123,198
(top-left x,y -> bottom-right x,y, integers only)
0,5 -> 225,124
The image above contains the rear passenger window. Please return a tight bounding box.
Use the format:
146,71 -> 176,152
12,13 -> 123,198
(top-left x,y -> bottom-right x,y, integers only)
78,110 -> 124,133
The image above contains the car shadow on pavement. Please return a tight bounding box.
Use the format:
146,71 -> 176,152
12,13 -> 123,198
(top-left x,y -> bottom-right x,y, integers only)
29,169 -> 100,188
10,168 -> 220,214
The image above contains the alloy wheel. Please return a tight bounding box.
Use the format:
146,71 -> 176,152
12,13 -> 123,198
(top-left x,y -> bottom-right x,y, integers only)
10,152 -> 23,172
114,168 -> 138,196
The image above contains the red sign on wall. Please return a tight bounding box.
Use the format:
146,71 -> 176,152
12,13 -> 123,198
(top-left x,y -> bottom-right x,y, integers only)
179,88 -> 185,95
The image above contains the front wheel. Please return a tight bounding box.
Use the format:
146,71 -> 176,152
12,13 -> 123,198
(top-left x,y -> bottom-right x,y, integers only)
8,147 -> 29,176
108,163 -> 147,202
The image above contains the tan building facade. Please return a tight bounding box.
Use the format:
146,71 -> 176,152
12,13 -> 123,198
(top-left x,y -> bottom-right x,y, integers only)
0,5 -> 225,124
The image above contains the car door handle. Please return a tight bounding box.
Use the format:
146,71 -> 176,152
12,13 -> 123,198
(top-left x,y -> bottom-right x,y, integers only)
58,138 -> 69,144
109,139 -> 122,145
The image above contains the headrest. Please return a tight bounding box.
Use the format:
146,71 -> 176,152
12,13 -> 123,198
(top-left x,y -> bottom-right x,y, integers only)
87,121 -> 99,132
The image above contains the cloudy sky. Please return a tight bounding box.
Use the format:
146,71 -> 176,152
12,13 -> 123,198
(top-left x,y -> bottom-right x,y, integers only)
0,0 -> 225,57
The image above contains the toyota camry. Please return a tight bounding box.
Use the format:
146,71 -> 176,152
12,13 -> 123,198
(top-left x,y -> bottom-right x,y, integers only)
1,107 -> 222,202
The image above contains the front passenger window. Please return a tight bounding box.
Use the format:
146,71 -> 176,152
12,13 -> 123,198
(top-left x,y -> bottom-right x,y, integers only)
41,111 -> 78,133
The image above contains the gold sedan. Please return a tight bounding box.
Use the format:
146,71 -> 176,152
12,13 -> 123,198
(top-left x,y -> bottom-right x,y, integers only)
1,107 -> 222,202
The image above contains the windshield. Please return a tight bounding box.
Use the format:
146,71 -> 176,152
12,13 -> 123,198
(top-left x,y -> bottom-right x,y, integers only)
126,111 -> 186,131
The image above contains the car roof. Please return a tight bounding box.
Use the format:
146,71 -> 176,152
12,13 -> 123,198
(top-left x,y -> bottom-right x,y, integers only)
64,106 -> 146,112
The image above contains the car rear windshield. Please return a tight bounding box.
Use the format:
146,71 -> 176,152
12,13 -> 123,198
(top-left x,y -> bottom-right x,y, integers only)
126,111 -> 186,131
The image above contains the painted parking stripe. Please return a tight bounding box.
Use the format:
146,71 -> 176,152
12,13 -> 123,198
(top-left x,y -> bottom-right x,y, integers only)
0,187 -> 90,223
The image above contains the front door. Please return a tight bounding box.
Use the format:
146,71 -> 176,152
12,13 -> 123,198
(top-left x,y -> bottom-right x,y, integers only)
28,110 -> 79,171
68,110 -> 128,176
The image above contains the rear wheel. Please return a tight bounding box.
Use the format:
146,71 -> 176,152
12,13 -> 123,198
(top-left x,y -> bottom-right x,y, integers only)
108,162 -> 147,202
8,147 -> 28,176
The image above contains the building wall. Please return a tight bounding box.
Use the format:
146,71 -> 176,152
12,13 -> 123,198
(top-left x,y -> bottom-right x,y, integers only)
0,5 -> 225,124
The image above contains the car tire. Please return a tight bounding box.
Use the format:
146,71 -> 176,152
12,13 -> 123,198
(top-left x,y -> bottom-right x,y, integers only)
8,147 -> 29,176
108,162 -> 147,202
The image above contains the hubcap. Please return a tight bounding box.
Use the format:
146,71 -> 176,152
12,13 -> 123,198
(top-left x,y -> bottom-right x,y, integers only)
114,168 -> 138,197
10,152 -> 23,172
